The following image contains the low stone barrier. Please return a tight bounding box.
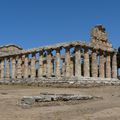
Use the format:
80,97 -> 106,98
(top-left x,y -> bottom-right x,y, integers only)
20,93 -> 95,108
0,78 -> 120,88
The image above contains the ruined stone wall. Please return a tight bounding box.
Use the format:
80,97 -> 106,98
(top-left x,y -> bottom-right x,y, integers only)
0,25 -> 118,81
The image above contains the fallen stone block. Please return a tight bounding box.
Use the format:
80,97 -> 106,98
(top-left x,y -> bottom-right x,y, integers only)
20,93 -> 96,108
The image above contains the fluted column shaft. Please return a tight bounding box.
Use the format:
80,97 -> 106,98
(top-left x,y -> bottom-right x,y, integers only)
24,54 -> 29,78
84,48 -> 90,77
17,56 -> 22,79
92,50 -> 98,77
70,58 -> 73,76
56,49 -> 61,77
6,58 -> 10,79
62,59 -> 65,76
51,56 -> 54,75
38,51 -> 43,77
65,47 -> 70,78
75,46 -> 81,77
43,61 -> 47,76
1,58 -> 4,79
47,50 -> 52,77
12,57 -> 16,79
112,52 -> 117,78
106,53 -> 111,78
99,52 -> 105,78
31,53 -> 36,78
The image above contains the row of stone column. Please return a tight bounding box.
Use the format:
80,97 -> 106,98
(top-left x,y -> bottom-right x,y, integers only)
0,46 -> 118,80
91,50 -> 117,78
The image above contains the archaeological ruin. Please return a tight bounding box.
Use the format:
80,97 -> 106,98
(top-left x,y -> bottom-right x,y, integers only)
0,25 -> 118,86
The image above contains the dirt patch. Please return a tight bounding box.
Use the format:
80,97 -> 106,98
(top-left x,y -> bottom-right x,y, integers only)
0,85 -> 120,120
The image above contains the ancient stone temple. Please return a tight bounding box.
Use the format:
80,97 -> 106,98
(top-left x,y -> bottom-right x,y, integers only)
0,25 -> 118,82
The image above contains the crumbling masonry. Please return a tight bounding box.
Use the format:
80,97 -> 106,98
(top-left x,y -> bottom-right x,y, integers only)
0,25 -> 118,82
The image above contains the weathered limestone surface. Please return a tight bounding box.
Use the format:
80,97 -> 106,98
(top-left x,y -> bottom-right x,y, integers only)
65,47 -> 70,78
20,93 -> 94,107
12,57 -> 16,79
75,46 -> 81,77
1,59 -> 4,79
0,25 -> 118,84
112,53 -> 117,78
17,56 -> 22,79
99,52 -> 105,78
6,58 -> 10,79
56,49 -> 61,78
106,53 -> 111,78
84,48 -> 90,77
47,50 -> 52,77
62,59 -> 65,76
31,53 -> 36,78
43,61 -> 47,76
92,50 -> 98,77
38,51 -> 43,78
24,54 -> 28,78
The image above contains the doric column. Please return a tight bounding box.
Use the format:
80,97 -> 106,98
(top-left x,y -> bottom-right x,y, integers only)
28,59 -> 31,77
1,58 -> 4,79
31,53 -> 36,78
21,55 -> 25,78
17,56 -> 22,79
24,54 -> 29,78
106,53 -> 111,78
6,58 -> 10,79
112,52 -> 117,78
51,54 -> 54,75
43,61 -> 47,76
75,46 -> 81,77
84,48 -> 90,77
38,51 -> 43,77
0,60 -> 1,79
99,51 -> 105,78
56,48 -> 61,77
47,50 -> 52,77
11,57 -> 16,79
15,57 -> 17,79
70,58 -> 74,76
62,59 -> 65,76
92,50 -> 98,77
65,47 -> 70,78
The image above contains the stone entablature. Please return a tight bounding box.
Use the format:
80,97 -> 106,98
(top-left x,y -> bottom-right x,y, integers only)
0,44 -> 23,55
0,25 -> 118,80
0,40 -> 115,58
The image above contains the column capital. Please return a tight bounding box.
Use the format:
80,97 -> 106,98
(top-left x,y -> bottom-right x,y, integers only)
47,49 -> 52,53
32,52 -> 36,56
92,48 -> 97,53
39,50 -> 44,54
65,46 -> 70,50
55,48 -> 61,52
75,45 -> 81,51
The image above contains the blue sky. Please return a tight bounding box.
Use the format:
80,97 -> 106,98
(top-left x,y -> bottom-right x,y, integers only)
0,0 -> 120,49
